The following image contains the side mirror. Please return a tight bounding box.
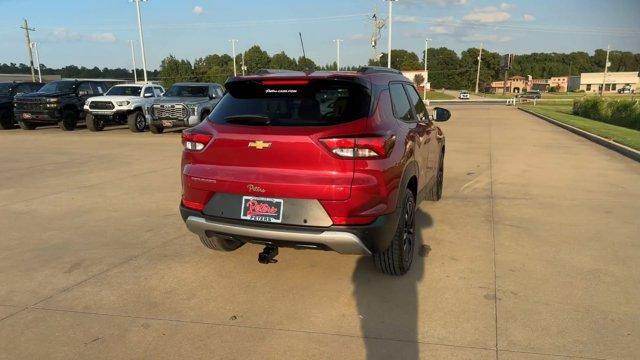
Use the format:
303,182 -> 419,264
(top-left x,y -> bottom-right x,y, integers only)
209,94 -> 216,100
433,107 -> 451,122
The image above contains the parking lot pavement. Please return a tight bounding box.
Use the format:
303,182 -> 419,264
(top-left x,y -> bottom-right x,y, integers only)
0,109 -> 638,359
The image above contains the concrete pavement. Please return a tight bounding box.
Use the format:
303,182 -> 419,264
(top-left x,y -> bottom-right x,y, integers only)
0,108 -> 638,359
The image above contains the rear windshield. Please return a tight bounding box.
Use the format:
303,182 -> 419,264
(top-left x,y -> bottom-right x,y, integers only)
107,86 -> 142,96
0,83 -> 11,96
164,85 -> 208,97
209,79 -> 371,126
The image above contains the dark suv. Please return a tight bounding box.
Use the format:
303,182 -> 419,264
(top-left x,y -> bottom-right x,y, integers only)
0,81 -> 43,129
13,80 -> 108,131
179,67 -> 451,275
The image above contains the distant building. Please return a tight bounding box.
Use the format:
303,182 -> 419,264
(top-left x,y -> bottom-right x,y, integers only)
401,70 -> 430,90
491,75 -> 581,93
0,73 -> 61,82
490,75 -> 528,93
579,72 -> 639,93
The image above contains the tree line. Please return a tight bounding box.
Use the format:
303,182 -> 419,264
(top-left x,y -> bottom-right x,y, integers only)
2,46 -> 638,90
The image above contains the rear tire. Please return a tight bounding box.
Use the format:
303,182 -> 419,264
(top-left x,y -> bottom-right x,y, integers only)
426,153 -> 444,201
149,124 -> 164,134
59,109 -> 77,131
85,113 -> 105,132
373,191 -> 416,276
0,110 -> 15,129
199,235 -> 244,252
128,111 -> 146,132
18,120 -> 36,130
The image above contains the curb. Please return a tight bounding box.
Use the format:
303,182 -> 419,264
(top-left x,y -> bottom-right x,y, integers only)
519,107 -> 640,163
426,99 -> 507,105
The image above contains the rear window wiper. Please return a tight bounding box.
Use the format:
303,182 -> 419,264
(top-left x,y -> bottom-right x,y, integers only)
224,115 -> 271,125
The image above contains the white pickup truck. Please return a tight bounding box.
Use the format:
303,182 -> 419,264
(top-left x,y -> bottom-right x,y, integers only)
84,83 -> 165,132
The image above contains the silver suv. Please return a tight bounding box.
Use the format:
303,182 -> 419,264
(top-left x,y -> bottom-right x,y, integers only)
148,82 -> 223,134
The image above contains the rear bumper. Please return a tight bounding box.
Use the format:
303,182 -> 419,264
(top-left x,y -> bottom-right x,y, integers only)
180,204 -> 401,255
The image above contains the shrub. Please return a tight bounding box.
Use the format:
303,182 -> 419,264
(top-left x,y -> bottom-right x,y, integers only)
548,86 -> 558,93
573,97 -> 640,130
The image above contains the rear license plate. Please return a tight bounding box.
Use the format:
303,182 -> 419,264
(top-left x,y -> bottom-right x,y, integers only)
240,196 -> 283,223
162,120 -> 173,128
22,113 -> 32,119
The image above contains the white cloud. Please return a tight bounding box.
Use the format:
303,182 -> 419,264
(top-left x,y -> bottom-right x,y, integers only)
193,5 -> 204,15
348,33 -> 368,41
461,34 -> 512,43
430,25 -> 455,34
50,28 -> 116,43
500,3 -> 514,10
462,6 -> 511,23
523,14 -> 535,22
89,33 -> 117,43
402,0 -> 467,6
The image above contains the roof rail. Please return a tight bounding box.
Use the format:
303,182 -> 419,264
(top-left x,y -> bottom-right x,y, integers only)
357,66 -> 402,75
255,69 -> 305,76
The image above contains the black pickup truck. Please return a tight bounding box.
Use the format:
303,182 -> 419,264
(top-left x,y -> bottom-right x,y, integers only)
13,80 -> 108,131
0,81 -> 43,129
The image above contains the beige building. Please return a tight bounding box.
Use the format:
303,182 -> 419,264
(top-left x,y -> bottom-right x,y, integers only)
491,76 -> 528,93
579,71 -> 639,93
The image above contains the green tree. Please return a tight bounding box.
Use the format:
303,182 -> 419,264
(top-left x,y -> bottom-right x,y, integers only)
243,45 -> 271,74
375,50 -> 422,70
269,51 -> 297,70
413,73 -> 425,87
159,54 -> 193,87
296,57 -> 317,71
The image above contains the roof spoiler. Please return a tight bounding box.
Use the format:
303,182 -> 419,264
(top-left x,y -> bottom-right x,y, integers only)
357,66 -> 401,75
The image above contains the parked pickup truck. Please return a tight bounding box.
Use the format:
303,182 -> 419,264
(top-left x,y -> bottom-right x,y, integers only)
84,83 -> 165,132
617,85 -> 636,94
0,81 -> 43,129
148,82 -> 224,134
13,79 -> 108,131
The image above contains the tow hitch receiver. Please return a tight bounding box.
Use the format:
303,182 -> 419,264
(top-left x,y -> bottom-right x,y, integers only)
258,245 -> 279,264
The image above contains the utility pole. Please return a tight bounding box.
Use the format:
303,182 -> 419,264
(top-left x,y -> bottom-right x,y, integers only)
600,45 -> 610,96
370,7 -> 385,65
475,43 -> 483,94
333,39 -> 343,71
229,39 -> 238,76
386,0 -> 397,68
423,38 -> 431,99
20,19 -> 36,82
241,52 -> 246,76
129,40 -> 138,83
30,42 -> 42,82
132,0 -> 148,83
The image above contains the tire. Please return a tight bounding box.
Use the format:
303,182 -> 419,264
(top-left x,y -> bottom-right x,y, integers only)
199,234 -> 244,252
149,124 -> 164,134
85,113 -> 105,132
373,191 -> 416,276
18,120 -> 36,130
426,152 -> 444,201
0,110 -> 15,130
59,109 -> 77,131
127,111 -> 146,133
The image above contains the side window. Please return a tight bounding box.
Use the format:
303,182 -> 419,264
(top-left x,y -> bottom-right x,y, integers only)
16,83 -> 32,94
78,82 -> 93,95
91,83 -> 105,95
154,87 -> 164,96
389,83 -> 414,122
404,84 -> 429,122
144,86 -> 155,97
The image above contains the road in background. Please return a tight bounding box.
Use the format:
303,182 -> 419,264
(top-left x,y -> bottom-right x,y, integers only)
0,108 -> 638,359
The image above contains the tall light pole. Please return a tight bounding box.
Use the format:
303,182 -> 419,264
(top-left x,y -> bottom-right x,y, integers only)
423,38 -> 431,99
241,52 -> 246,76
129,40 -> 138,83
229,39 -> 238,76
386,0 -> 397,68
132,0 -> 148,83
475,43 -> 483,94
333,39 -> 343,71
600,45 -> 611,96
30,42 -> 42,83
20,19 -> 36,82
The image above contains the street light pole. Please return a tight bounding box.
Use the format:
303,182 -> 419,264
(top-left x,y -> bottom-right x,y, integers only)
386,0 -> 397,69
20,19 -> 36,82
333,39 -> 343,71
230,39 -> 238,76
475,43 -> 483,94
600,45 -> 610,96
129,40 -> 138,83
132,0 -> 148,83
30,42 -> 42,83
423,38 -> 431,99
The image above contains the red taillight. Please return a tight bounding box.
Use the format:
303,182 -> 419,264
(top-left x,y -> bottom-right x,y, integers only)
182,131 -> 213,151
320,135 -> 395,159
182,199 -> 205,211
262,80 -> 309,86
331,216 -> 377,225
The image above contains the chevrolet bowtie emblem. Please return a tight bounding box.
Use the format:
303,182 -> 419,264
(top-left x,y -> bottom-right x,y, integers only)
248,140 -> 271,150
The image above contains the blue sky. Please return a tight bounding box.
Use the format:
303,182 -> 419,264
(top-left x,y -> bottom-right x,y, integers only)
1,0 -> 639,70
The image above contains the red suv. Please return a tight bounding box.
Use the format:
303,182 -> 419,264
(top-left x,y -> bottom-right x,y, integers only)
179,67 -> 450,275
